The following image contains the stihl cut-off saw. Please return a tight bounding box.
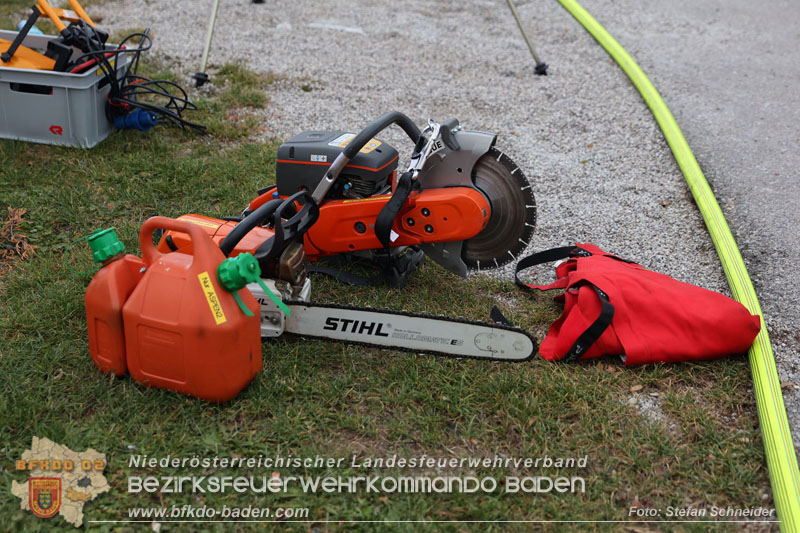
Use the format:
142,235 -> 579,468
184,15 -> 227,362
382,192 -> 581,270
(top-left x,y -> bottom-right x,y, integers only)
158,111 -> 538,361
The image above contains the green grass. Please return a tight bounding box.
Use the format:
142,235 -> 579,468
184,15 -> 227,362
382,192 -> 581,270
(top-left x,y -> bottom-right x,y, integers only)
0,57 -> 774,532
1,1 -> 31,32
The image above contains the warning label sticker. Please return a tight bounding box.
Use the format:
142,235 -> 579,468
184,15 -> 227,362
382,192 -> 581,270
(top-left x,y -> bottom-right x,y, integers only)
328,133 -> 383,153
198,272 -> 227,325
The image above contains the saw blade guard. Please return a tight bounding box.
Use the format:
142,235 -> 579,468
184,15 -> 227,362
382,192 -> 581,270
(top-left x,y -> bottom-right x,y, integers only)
417,127 -> 537,274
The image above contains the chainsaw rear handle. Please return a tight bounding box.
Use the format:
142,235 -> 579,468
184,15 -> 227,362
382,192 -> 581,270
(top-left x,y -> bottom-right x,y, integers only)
140,216 -> 219,267
311,112 -> 422,203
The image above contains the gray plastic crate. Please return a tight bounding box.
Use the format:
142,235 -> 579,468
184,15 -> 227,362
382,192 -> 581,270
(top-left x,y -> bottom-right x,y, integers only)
0,30 -> 132,148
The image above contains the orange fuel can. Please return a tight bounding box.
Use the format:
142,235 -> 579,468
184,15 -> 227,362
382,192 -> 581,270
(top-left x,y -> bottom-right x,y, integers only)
123,216 -> 262,402
85,228 -> 145,376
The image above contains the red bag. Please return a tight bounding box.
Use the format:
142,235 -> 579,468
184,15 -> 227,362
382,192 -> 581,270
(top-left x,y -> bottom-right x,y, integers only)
515,244 -> 761,365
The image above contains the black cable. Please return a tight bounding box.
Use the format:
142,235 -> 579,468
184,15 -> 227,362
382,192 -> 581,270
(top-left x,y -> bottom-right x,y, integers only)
69,25 -> 205,133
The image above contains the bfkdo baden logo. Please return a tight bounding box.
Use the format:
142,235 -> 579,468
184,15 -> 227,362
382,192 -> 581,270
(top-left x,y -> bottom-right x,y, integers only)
11,437 -> 110,527
29,478 -> 62,518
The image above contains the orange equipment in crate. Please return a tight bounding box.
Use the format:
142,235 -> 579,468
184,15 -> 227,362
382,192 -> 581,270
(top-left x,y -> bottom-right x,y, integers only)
1,0 -> 107,71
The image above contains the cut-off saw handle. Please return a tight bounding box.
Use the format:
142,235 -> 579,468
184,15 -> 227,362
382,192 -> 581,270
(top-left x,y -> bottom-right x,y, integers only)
311,111 -> 423,203
342,111 -> 421,159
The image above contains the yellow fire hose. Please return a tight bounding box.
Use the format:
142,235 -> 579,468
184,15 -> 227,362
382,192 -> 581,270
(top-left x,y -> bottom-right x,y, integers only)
555,0 -> 800,529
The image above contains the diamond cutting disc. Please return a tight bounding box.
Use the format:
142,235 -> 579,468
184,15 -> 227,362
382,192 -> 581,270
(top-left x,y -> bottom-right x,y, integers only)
461,148 -> 537,270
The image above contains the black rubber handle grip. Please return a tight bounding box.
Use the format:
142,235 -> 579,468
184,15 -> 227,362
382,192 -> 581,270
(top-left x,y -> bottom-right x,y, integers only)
254,191 -> 319,263
218,199 -> 283,256
342,111 -> 422,159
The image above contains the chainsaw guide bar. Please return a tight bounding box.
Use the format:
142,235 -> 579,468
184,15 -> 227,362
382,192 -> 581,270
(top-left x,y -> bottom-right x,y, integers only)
283,301 -> 538,362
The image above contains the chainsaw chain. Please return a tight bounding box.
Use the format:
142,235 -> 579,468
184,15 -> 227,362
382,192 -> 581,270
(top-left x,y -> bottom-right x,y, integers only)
283,300 -> 539,363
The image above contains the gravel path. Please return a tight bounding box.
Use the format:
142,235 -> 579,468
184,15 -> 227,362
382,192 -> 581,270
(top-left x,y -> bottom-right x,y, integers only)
96,0 -> 798,457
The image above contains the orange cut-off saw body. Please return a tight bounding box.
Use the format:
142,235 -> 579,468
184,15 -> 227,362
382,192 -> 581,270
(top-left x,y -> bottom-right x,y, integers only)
157,112 -> 537,282
159,185 -> 490,261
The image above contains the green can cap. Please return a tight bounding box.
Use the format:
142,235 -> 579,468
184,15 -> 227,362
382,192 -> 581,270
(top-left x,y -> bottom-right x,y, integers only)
87,228 -> 125,264
217,253 -> 291,318
217,253 -> 262,291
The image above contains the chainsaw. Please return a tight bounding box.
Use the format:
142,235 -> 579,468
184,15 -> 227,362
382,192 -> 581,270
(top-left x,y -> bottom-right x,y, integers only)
157,111 -> 538,361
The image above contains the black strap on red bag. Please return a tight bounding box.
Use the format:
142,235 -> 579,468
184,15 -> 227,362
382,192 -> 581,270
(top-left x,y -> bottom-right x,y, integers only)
514,245 -> 613,361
